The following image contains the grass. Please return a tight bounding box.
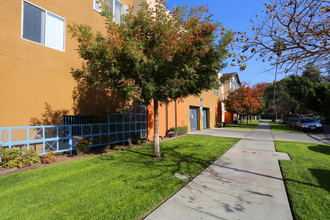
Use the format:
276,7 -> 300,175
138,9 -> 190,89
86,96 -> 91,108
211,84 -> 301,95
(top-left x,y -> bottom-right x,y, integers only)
269,121 -> 300,133
275,141 -> 330,220
0,135 -> 238,219
225,120 -> 260,130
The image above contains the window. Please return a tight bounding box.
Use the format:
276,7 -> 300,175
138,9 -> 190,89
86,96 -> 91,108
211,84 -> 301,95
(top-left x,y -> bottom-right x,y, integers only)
22,1 -> 65,51
214,89 -> 218,96
93,0 -> 127,24
114,0 -> 123,23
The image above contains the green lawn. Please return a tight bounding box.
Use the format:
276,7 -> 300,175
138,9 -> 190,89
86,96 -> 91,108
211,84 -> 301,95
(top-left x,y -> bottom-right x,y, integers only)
275,141 -> 330,220
0,135 -> 238,219
269,122 -> 300,133
225,120 -> 260,130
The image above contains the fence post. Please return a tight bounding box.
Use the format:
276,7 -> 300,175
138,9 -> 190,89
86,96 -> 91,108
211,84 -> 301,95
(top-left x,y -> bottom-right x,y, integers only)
69,125 -> 72,156
42,127 -> 46,155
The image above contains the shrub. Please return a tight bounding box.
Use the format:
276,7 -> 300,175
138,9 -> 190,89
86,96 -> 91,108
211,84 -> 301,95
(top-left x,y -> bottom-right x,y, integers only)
133,132 -> 142,145
75,137 -> 93,156
41,150 -> 57,164
0,148 -> 40,168
1,148 -> 21,168
19,149 -> 40,168
169,126 -> 188,136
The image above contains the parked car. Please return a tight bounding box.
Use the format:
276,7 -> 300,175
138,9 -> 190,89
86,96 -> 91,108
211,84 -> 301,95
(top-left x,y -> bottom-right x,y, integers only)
296,117 -> 323,132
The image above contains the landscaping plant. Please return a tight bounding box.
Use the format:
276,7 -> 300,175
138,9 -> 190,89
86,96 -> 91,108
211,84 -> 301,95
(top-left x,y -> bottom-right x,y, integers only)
41,150 -> 57,164
69,0 -> 233,158
1,148 -> 40,168
75,137 -> 93,156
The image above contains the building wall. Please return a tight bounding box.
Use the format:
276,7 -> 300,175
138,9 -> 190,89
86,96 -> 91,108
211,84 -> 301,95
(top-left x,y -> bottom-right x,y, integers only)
0,0 -> 133,127
147,100 -> 185,141
183,89 -> 221,132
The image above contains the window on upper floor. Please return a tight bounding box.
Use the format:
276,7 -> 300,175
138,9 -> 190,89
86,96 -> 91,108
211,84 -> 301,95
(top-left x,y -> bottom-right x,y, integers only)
22,1 -> 65,51
93,0 -> 128,24
214,89 -> 218,96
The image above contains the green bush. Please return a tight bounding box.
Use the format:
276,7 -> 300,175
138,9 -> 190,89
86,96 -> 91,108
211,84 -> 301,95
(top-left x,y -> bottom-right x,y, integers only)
169,126 -> 188,136
41,150 -> 57,164
1,148 -> 40,168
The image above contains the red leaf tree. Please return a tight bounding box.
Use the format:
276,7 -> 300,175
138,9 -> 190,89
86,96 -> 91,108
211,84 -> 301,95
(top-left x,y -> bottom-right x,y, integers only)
224,82 -> 264,127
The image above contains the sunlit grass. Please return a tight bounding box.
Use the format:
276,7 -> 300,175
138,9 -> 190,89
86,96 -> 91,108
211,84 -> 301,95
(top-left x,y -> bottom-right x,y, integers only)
0,135 -> 238,219
275,141 -> 330,220
269,122 -> 300,133
225,120 -> 260,130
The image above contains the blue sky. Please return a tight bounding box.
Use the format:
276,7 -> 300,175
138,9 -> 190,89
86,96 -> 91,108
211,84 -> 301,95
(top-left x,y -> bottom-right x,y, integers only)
166,0 -> 287,86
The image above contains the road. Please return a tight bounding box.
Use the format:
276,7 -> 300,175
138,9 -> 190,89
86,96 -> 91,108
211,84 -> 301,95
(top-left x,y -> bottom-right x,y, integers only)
307,125 -> 330,145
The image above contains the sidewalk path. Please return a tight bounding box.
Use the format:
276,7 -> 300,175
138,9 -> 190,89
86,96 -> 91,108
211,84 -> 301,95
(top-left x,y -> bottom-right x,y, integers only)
145,121 -> 302,220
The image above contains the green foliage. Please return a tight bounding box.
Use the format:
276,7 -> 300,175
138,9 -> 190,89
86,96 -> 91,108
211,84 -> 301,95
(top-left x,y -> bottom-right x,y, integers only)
132,133 -> 142,145
1,148 -> 21,168
169,126 -> 188,136
306,82 -> 330,120
41,151 -> 57,164
69,0 -> 233,157
302,63 -> 322,83
75,137 -> 93,156
0,135 -> 238,219
68,0 -> 233,105
264,71 -> 330,119
1,148 -> 40,168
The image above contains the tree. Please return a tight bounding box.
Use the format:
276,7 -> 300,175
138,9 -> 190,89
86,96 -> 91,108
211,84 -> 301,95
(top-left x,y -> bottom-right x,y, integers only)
302,63 -> 322,82
69,0 -> 233,157
264,80 -> 299,117
236,0 -> 330,73
306,82 -> 330,119
224,83 -> 264,127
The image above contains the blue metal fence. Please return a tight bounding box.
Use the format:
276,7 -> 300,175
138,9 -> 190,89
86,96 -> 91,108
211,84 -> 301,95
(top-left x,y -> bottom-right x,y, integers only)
0,105 -> 147,162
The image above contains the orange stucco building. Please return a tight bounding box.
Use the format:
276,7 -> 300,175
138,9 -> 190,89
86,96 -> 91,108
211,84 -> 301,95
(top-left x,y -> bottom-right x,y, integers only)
0,0 -> 240,142
147,79 -> 226,140
0,0 -> 134,127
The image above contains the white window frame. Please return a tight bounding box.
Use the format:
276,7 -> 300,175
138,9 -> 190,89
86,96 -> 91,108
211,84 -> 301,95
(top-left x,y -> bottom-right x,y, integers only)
93,0 -> 127,24
21,0 -> 66,52
93,0 -> 102,12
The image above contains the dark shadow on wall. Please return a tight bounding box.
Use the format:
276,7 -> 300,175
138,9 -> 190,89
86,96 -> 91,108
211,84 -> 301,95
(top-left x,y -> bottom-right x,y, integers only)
72,79 -> 124,122
30,103 -> 69,126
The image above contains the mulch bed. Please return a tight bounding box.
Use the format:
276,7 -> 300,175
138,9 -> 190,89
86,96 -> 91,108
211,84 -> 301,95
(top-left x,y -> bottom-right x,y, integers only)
0,135 -> 187,177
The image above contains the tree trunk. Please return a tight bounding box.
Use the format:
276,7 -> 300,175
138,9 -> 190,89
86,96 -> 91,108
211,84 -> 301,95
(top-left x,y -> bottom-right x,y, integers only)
153,100 -> 161,158
240,115 -> 242,127
247,115 -> 249,125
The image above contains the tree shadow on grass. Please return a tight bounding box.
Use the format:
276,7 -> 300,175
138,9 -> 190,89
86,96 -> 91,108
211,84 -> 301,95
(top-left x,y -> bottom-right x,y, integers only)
284,169 -> 330,193
310,169 -> 330,192
308,145 -> 330,156
94,141 -> 216,181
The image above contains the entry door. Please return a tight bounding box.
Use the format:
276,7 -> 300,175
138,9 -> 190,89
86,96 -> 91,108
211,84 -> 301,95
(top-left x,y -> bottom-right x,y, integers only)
203,108 -> 208,129
190,107 -> 198,131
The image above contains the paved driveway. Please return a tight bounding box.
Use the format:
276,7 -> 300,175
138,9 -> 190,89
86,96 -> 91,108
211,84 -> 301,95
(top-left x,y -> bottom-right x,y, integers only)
306,125 -> 330,145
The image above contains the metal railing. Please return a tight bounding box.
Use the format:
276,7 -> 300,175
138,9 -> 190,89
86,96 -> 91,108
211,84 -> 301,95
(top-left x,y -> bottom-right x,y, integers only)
0,105 -> 147,162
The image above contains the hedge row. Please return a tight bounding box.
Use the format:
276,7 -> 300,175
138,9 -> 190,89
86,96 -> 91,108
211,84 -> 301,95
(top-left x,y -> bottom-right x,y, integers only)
169,126 -> 188,136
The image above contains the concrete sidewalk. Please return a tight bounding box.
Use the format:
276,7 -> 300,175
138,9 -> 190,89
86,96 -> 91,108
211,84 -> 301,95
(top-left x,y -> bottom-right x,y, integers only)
145,122 -> 294,220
